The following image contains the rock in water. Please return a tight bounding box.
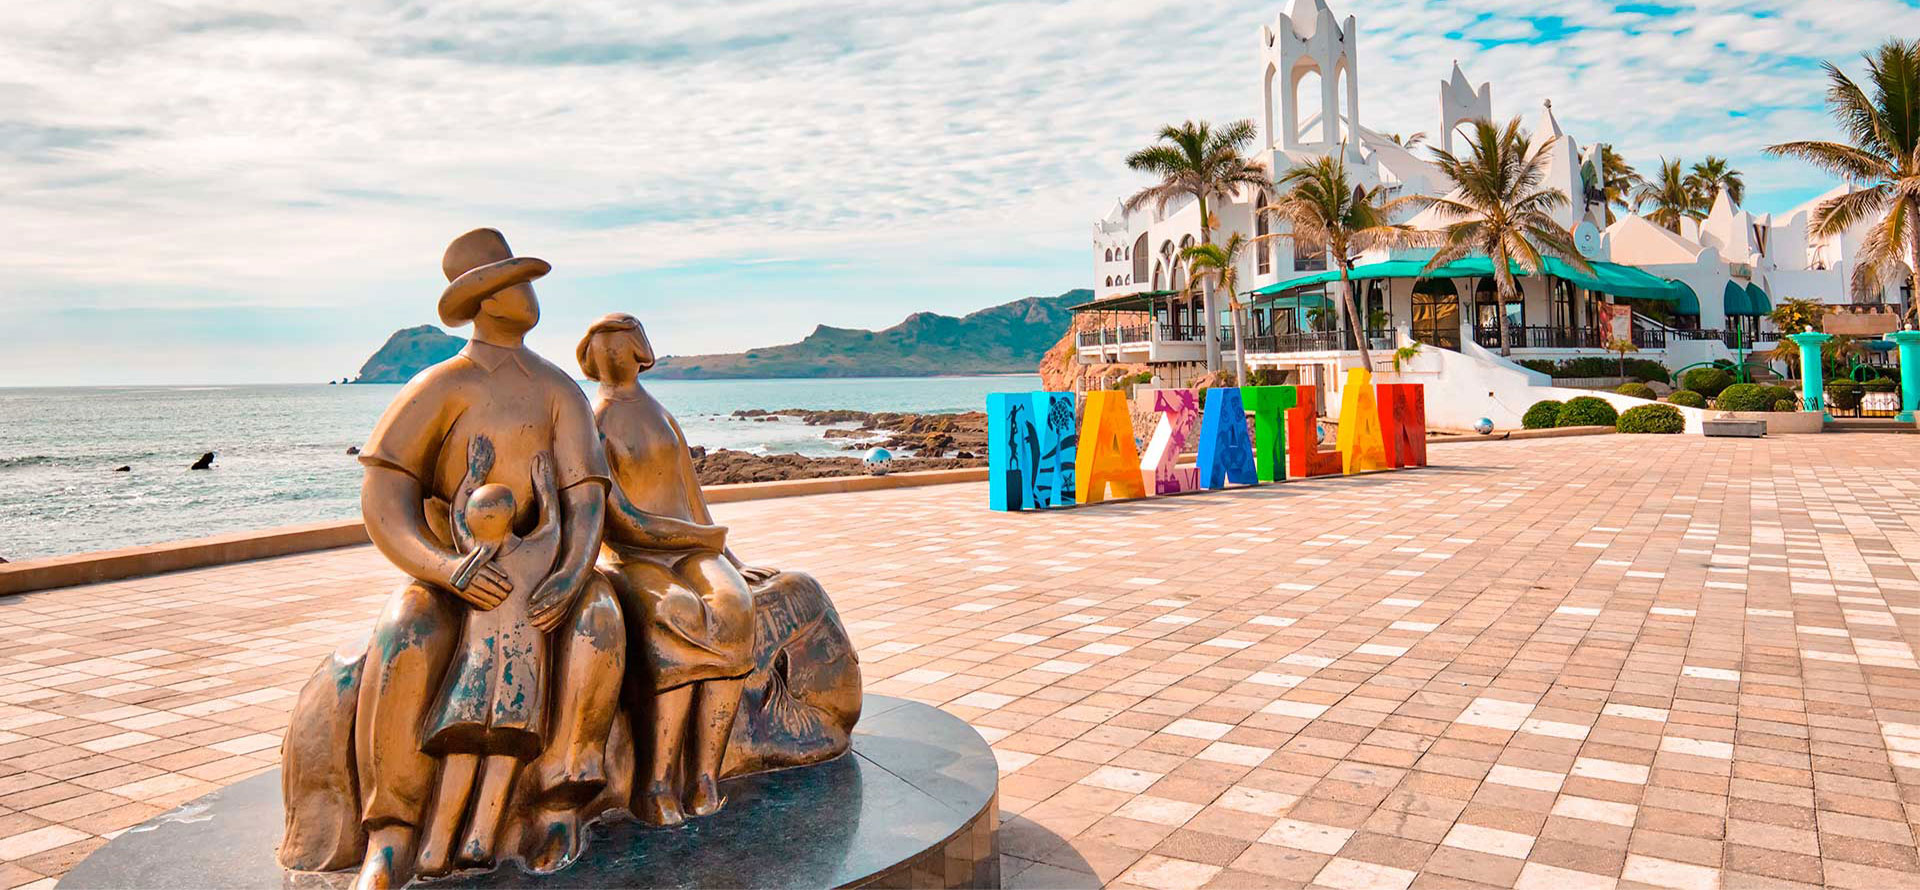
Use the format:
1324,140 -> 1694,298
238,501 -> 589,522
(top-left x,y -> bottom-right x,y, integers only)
345,446 -> 360,456
351,325 -> 466,384
114,465 -> 131,472
190,452 -> 215,470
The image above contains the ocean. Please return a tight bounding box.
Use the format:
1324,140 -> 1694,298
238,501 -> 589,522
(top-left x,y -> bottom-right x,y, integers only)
0,375 -> 1037,561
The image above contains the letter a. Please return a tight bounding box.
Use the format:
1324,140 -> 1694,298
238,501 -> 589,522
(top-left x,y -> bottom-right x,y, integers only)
1197,387 -> 1258,489
1076,391 -> 1145,503
1336,368 -> 1389,474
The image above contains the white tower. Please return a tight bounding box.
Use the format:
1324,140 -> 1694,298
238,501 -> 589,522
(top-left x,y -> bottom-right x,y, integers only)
1438,61 -> 1492,154
1260,0 -> 1359,152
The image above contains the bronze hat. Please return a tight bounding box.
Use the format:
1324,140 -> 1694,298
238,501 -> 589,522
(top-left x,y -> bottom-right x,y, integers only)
437,228 -> 551,327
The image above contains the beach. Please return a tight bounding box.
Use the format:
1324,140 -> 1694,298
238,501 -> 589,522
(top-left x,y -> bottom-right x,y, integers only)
0,376 -> 1031,561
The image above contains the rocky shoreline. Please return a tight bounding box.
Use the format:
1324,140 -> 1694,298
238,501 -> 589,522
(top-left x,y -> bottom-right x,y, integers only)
693,409 -> 987,486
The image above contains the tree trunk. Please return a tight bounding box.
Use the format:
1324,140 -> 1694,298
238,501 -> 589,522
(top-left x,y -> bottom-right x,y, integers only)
1230,299 -> 1251,386
1494,250 -> 1513,357
1196,195 -> 1222,374
1908,198 -> 1920,327
1339,262 -> 1375,370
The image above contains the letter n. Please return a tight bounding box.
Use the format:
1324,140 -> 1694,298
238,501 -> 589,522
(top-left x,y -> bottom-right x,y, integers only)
1139,389 -> 1200,495
1076,391 -> 1145,503
1197,387 -> 1258,489
1380,383 -> 1427,468
1242,385 -> 1296,482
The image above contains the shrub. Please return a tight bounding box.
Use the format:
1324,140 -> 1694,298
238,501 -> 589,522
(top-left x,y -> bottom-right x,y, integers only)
1514,357 -> 1670,383
1667,390 -> 1706,408
1522,400 -> 1564,430
1828,379 -> 1864,411
1862,377 -> 1896,393
1715,383 -> 1774,412
1762,385 -> 1796,411
1556,396 -> 1618,427
1681,367 -> 1734,397
1614,382 -> 1657,400
1772,399 -> 1797,412
1618,403 -> 1685,434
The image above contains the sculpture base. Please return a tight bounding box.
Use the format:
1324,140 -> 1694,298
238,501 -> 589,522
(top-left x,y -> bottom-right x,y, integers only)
56,695 -> 998,890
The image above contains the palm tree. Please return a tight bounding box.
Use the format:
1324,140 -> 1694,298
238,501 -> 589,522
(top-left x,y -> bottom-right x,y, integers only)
1687,156 -> 1745,207
1180,235 -> 1261,385
1418,117 -> 1591,357
1266,154 -> 1425,369
1600,147 -> 1644,225
1765,297 -> 1827,376
1634,158 -> 1706,232
1388,132 -> 1428,151
1767,39 -> 1920,319
1123,120 -> 1272,372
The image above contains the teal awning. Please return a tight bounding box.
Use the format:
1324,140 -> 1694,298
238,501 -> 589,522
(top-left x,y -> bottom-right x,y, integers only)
1670,281 -> 1700,315
1069,289 -> 1177,313
1745,282 -> 1772,315
1251,256 -> 1688,303
1724,280 -> 1755,316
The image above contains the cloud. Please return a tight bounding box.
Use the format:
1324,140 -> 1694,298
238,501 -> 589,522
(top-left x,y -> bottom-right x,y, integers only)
1,0 -> 1915,380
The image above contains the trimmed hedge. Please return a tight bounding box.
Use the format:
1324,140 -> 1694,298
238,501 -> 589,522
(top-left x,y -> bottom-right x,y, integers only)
1772,400 -> 1797,412
1618,403 -> 1685,434
1715,383 -> 1774,413
1523,400 -> 1565,430
1556,396 -> 1619,427
1863,377 -> 1896,393
1667,390 -> 1706,408
1762,384 -> 1796,411
1517,357 -> 1671,383
1828,379 -> 1864,411
1614,382 -> 1657,400
1681,367 -> 1734,397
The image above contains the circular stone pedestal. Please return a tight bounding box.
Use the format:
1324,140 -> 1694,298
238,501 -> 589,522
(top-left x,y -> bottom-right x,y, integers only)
58,695 -> 998,889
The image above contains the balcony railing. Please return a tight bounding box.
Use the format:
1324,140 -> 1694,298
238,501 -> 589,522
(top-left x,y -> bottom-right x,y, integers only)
1240,329 -> 1392,354
1471,326 -> 1669,351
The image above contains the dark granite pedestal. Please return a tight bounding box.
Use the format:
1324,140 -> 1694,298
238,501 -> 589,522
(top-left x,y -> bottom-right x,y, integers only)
58,695 -> 998,889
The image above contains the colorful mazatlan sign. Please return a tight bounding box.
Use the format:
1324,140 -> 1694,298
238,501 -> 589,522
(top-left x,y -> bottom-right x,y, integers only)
988,369 -> 1425,511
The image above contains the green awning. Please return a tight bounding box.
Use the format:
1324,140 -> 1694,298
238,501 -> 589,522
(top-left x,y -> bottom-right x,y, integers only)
1251,256 -> 1688,303
1670,281 -> 1700,315
1723,280 -> 1754,316
1745,282 -> 1772,315
1068,289 -> 1177,313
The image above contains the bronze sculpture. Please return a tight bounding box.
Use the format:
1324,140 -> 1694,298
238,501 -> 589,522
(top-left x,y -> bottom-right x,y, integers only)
278,230 -> 861,889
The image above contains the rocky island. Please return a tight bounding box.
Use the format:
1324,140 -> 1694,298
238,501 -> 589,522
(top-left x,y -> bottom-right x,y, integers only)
349,324 -> 466,383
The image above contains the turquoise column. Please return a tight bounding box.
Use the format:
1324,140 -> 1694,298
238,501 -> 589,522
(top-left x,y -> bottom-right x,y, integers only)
1789,331 -> 1833,420
1891,329 -> 1920,423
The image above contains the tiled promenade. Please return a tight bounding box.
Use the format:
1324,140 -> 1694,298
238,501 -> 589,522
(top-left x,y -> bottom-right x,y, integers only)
5,435 -> 1920,889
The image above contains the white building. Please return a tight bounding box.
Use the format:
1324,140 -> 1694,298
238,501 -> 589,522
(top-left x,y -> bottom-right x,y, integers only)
1072,0 -> 1888,428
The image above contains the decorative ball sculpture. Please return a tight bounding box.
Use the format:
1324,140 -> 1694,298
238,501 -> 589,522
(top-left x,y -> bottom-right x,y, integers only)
1473,417 -> 1494,435
865,447 -> 893,475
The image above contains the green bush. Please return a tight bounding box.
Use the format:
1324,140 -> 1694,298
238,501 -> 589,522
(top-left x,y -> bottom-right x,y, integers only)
1862,377 -> 1896,393
1762,385 -> 1796,411
1715,383 -> 1773,412
1828,379 -> 1864,411
1617,403 -> 1685,434
1681,367 -> 1734,397
1772,399 -> 1797,412
1522,400 -> 1564,430
1556,396 -> 1619,427
1515,357 -> 1670,383
1667,390 -> 1707,408
1614,382 -> 1657,400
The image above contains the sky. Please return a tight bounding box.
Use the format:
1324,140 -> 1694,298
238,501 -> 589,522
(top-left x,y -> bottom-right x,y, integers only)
3,0 -> 1916,385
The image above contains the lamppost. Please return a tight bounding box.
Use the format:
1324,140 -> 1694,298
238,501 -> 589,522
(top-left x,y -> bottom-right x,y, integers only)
1890,327 -> 1920,423
1788,331 -> 1833,421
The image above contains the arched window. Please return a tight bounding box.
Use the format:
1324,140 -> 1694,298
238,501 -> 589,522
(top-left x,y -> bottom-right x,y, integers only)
1104,276 -> 1112,287
1255,191 -> 1273,275
1152,261 -> 1163,291
1133,233 -> 1150,283
1104,248 -> 1113,262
